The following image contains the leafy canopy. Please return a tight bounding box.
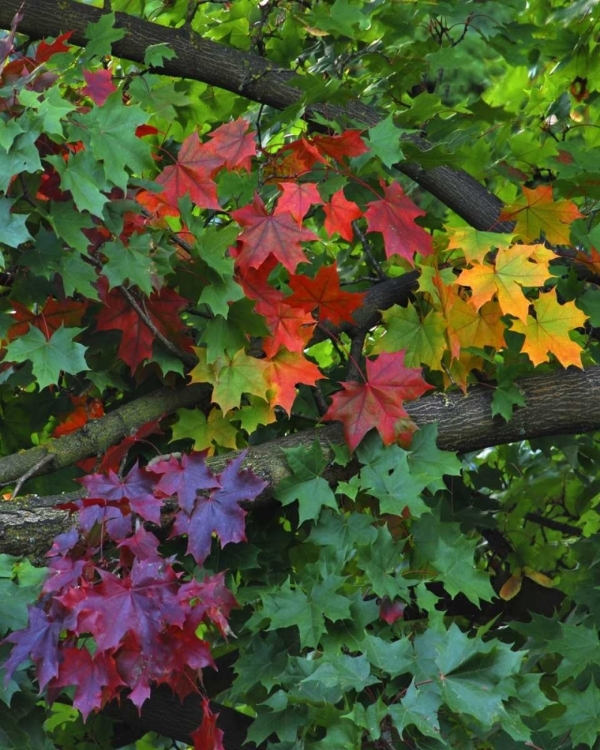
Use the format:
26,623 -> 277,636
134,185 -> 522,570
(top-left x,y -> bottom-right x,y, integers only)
1,1 -> 600,749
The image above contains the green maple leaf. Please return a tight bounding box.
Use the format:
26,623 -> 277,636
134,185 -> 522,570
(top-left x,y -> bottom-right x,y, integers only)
83,12 -> 126,59
0,198 -> 33,250
361,634 -> 413,677
69,95 -> 153,189
0,131 -> 42,193
356,525 -> 411,600
190,347 -> 269,413
553,622 -> 600,683
5,326 -> 88,390
412,513 -> 495,605
547,679 -> 600,747
48,202 -> 95,255
368,115 -> 404,168
46,150 -> 109,218
389,681 -> 442,741
275,442 -> 338,524
408,424 -> 462,492
102,236 -> 155,296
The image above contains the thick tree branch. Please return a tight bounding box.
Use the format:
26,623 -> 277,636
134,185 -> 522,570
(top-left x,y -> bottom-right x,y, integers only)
0,0 -> 513,232
3,365 -> 600,562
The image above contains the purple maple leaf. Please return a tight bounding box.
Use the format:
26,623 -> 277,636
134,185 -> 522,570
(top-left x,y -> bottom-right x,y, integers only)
153,452 -> 221,515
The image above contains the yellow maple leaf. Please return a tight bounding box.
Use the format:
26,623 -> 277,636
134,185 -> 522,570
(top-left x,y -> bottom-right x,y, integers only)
458,243 -> 553,322
499,185 -> 583,245
446,227 -> 514,264
448,297 -> 506,352
510,293 -> 587,367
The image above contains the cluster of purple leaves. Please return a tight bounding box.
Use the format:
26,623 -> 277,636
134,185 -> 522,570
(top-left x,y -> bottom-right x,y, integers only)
3,451 -> 267,719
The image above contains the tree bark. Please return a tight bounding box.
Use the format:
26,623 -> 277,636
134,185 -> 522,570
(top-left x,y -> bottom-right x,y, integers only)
3,364 -> 600,562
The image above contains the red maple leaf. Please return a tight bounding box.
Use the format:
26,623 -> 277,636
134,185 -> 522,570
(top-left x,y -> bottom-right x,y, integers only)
155,131 -> 222,210
34,31 -> 73,64
322,350 -> 432,450
264,348 -> 323,413
236,255 -> 284,314
9,297 -> 87,340
191,697 -> 225,750
52,647 -> 124,720
231,193 -> 319,274
261,302 -> 316,356
287,262 -> 366,326
82,68 -> 117,105
276,181 -> 322,223
152,452 -> 221,515
312,129 -> 369,161
3,606 -> 63,690
53,395 -> 104,438
365,181 -> 433,264
206,117 -> 256,172
95,419 -> 163,474
323,189 -> 363,241
172,452 -> 267,565
95,278 -> 192,372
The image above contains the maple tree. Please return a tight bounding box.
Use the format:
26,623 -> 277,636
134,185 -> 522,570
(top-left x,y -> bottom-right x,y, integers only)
2,1 -> 600,749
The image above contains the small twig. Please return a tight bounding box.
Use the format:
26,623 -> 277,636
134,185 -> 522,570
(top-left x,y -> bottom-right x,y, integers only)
10,453 -> 54,498
353,220 -> 386,280
524,512 -> 582,536
119,286 -> 197,368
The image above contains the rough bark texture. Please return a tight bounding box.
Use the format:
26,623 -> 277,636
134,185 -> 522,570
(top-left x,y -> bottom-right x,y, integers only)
3,365 -> 600,563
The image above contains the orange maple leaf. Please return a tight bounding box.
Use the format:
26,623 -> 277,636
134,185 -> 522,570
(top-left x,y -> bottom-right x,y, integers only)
510,293 -> 587,367
499,185 -> 583,245
263,348 -> 323,413
458,243 -> 554,322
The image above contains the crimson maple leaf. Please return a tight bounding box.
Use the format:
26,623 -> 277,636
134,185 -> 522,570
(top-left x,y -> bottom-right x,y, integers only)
312,130 -> 369,161
287,262 -> 366,326
191,697 -> 225,750
9,297 -> 87,340
95,278 -> 192,372
263,347 -> 323,412
322,350 -> 432,450
261,302 -> 316,356
232,194 -> 319,274
205,117 -> 256,172
155,131 -> 222,210
82,68 -> 116,106
172,452 -> 267,565
365,181 -> 433,264
52,647 -> 124,720
323,189 -> 362,241
276,181 -> 322,222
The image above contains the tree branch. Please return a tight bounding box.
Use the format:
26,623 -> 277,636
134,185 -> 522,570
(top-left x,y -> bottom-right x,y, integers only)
0,0 -> 513,232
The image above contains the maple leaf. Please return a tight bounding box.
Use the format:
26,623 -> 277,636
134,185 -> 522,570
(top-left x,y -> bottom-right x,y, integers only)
510,293 -> 587,367
499,185 -> 583,245
446,226 -> 515,264
322,351 -> 433,451
206,117 -> 256,172
231,193 -> 319,274
457,243 -> 554,323
79,462 -> 163,524
323,189 -> 362,241
287,262 -> 366,326
312,130 -> 370,161
95,278 -> 191,372
191,697 -> 225,750
82,68 -> 117,106
263,348 -> 324,413
172,452 -> 267,565
178,572 -> 238,636
152,451 -> 221,515
365,181 -> 433,264
276,181 -> 322,223
155,131 -> 222,210
53,395 -> 104,438
9,297 -> 87,340
190,346 -> 270,413
34,31 -> 73,64
261,301 -> 316,356
52,647 -> 124,720
3,605 -> 63,690
236,255 -> 284,314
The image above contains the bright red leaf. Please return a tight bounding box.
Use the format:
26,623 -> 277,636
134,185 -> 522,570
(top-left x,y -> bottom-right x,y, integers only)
232,193 -> 319,274
35,31 -> 73,64
322,350 -> 432,450
365,181 -> 433,264
276,181 -> 322,223
261,302 -> 316,356
287,262 -> 366,326
312,130 -> 369,161
263,348 -> 323,413
323,189 -> 362,241
191,697 -> 225,750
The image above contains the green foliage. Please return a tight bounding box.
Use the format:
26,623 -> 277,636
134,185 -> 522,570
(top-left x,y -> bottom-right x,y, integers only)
2,0 -> 600,748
